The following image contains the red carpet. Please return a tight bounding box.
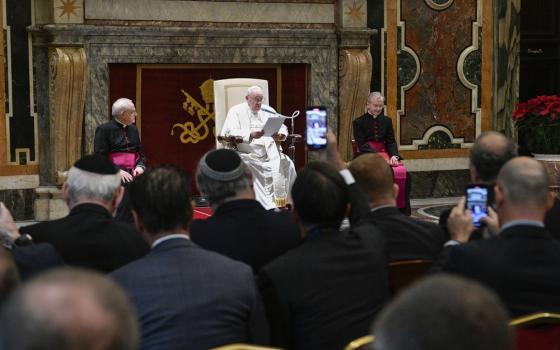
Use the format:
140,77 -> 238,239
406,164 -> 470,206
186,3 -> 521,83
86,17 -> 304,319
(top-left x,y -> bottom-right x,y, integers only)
193,207 -> 212,220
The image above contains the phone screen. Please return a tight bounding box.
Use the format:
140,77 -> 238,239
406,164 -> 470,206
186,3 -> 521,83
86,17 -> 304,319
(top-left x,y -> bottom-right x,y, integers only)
306,107 -> 328,149
465,185 -> 489,228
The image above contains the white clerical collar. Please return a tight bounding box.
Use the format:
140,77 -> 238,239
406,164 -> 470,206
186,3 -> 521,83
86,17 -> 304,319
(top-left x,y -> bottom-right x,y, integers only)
152,234 -> 190,248
115,118 -> 128,127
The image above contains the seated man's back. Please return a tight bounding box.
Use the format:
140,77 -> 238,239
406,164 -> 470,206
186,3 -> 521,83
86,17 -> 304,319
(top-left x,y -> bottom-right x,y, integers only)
191,200 -> 300,273
22,203 -> 148,273
437,227 -> 560,316
191,148 -> 301,273
111,165 -> 268,350
259,223 -> 389,350
366,206 -> 446,261
111,237 -> 267,350
20,155 -> 149,272
349,153 -> 446,261
436,157 -> 560,316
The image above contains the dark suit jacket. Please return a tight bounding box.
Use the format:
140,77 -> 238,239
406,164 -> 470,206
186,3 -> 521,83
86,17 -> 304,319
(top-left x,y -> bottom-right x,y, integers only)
190,199 -> 301,273
110,237 -> 268,350
366,206 -> 446,261
545,197 -> 560,240
20,203 -> 149,273
258,224 -> 390,350
434,224 -> 560,317
11,243 -> 65,281
353,113 -> 399,157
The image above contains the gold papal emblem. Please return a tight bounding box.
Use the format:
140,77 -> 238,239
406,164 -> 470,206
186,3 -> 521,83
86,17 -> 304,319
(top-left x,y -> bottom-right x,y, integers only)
171,79 -> 215,144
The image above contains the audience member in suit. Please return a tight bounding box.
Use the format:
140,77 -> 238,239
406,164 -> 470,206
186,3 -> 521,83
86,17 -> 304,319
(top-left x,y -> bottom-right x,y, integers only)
349,153 -> 446,261
439,131 -> 518,239
110,165 -> 268,350
258,161 -> 390,350
0,202 -> 64,280
0,268 -> 139,350
435,157 -> 560,317
373,275 -> 512,350
190,149 -> 301,273
19,155 -> 149,273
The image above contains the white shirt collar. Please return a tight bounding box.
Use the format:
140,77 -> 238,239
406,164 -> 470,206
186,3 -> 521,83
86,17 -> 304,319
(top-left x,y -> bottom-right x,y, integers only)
152,234 -> 190,248
501,220 -> 544,231
370,204 -> 394,213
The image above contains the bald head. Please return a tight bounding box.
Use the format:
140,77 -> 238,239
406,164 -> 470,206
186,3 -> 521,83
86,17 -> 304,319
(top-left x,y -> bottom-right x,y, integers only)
497,157 -> 550,210
470,132 -> 518,183
373,275 -> 512,350
349,153 -> 395,203
0,268 -> 139,350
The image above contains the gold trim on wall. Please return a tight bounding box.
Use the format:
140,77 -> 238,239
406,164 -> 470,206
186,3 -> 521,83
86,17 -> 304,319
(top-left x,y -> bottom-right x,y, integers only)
49,47 -> 87,184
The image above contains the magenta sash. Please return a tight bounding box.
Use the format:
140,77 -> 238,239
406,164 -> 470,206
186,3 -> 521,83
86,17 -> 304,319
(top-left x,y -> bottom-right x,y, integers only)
108,152 -> 138,170
366,141 -> 408,209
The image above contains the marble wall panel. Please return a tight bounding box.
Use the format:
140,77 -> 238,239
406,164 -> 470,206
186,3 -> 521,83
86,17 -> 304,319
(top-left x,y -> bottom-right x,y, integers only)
400,0 -> 477,145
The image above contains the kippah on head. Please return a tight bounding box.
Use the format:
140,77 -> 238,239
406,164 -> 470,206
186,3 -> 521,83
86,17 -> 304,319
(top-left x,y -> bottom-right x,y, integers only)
73,154 -> 119,175
199,149 -> 245,181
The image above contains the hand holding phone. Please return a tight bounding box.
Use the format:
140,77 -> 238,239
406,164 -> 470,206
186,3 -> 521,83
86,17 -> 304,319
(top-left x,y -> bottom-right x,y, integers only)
306,106 -> 328,149
465,184 -> 489,228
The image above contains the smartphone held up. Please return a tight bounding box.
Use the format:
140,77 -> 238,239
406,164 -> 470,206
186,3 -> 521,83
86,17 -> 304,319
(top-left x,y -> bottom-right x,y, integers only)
306,106 -> 328,149
465,184 -> 489,228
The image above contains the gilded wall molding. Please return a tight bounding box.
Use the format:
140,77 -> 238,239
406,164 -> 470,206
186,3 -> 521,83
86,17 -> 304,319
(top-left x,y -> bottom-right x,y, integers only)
49,47 -> 87,184
339,48 -> 372,161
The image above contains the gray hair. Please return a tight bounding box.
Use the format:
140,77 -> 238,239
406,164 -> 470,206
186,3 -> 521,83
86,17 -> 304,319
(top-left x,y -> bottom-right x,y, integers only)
111,98 -> 133,119
497,157 -> 549,207
368,91 -> 385,103
195,162 -> 252,208
65,166 -> 121,207
0,268 -> 139,350
246,85 -> 263,97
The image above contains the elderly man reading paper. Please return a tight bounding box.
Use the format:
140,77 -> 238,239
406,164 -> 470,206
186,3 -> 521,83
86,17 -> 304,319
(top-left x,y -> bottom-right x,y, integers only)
220,85 -> 296,210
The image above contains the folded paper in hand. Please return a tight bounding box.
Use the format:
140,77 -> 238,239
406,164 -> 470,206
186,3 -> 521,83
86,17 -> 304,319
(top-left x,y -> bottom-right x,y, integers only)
262,115 -> 285,137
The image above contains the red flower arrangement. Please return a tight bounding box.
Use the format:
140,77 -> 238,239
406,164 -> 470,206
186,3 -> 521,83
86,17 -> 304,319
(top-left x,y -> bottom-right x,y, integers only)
513,95 -> 560,154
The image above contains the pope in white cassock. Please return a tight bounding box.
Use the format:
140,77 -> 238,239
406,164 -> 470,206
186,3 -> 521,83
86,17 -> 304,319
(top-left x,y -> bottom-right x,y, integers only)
220,86 -> 297,210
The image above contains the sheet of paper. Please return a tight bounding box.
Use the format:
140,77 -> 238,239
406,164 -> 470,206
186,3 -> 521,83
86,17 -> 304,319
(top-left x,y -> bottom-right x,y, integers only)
262,115 -> 285,137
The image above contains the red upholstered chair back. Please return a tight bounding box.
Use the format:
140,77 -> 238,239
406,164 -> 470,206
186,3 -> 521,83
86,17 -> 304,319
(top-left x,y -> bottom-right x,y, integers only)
510,312 -> 560,350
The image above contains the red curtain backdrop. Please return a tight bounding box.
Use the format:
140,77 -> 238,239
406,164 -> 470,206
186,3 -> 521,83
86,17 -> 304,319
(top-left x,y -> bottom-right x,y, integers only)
108,64 -> 307,193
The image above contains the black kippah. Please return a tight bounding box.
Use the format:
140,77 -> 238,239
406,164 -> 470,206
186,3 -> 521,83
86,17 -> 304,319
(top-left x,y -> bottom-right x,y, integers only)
73,154 -> 119,175
199,149 -> 245,181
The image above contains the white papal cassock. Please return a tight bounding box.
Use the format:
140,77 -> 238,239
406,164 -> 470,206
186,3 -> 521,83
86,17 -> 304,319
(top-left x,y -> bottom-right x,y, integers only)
221,102 -> 297,210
